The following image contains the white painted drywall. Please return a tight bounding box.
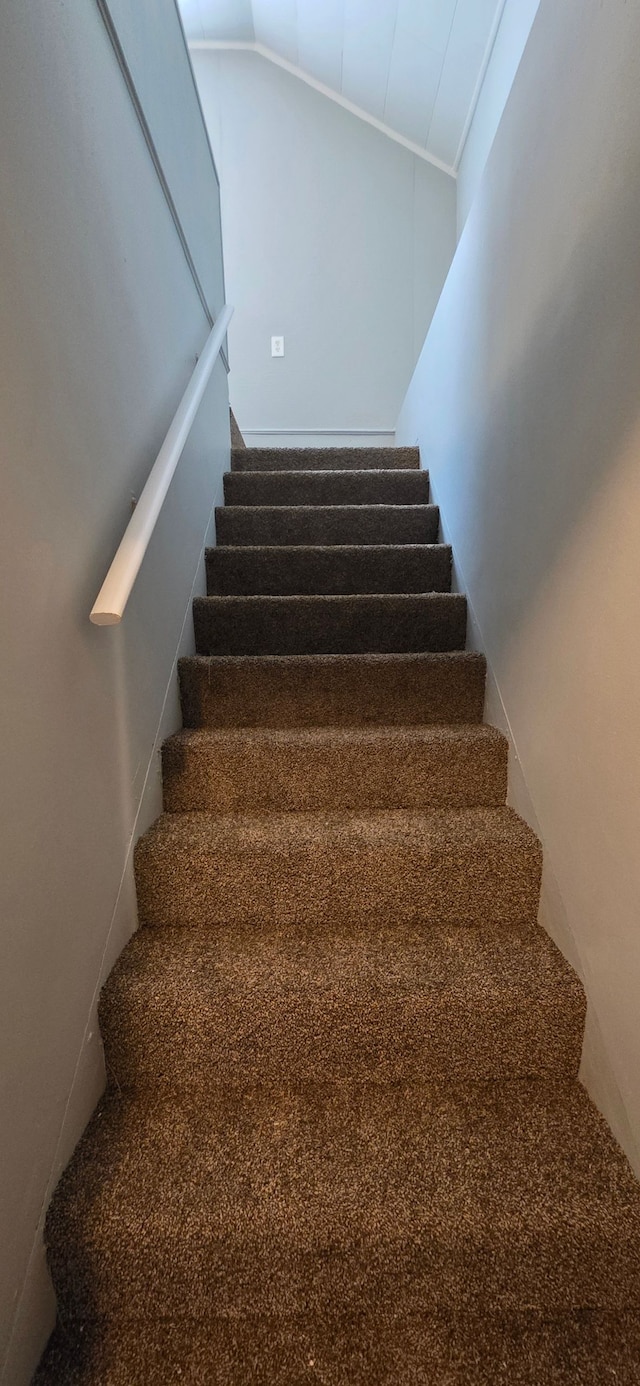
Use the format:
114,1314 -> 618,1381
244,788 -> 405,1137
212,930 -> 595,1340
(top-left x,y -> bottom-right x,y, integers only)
0,3 -> 229,1381
105,0 -> 226,319
191,49 -> 456,443
456,0 -> 540,237
397,0 -> 640,1170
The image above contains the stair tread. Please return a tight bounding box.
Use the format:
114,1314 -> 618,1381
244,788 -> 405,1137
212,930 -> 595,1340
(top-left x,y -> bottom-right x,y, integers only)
100,919 -> 584,1090
139,803 -> 538,853
220,503 -> 437,513
181,650 -> 481,663
164,722 -> 505,749
46,1081 -> 640,1322
207,541 -> 449,557
227,468 -> 427,476
196,591 -> 463,604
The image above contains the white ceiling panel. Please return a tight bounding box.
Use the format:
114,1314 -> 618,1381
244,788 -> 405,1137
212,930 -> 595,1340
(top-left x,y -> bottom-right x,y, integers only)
395,0 -> 459,55
427,0 -> 502,165
384,27 -> 442,148
251,0 -> 298,64
296,0 -> 345,92
340,0 -> 399,120
185,0 -> 515,174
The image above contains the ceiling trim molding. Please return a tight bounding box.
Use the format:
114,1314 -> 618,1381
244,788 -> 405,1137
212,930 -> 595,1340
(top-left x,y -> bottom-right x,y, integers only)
190,40 -> 457,179
452,0 -> 509,171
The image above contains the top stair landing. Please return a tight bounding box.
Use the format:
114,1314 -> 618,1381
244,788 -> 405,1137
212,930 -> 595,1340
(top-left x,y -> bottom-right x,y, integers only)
231,445 -> 420,472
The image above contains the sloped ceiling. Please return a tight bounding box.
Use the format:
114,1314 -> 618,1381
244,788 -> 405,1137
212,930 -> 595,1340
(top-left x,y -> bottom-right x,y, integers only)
180,0 -> 508,174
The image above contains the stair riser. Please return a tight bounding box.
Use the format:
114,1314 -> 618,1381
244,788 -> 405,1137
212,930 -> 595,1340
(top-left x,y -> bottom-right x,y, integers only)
231,446 -> 420,472
178,653 -> 487,728
206,545 -> 452,595
100,952 -> 584,1096
102,999 -> 583,1092
101,1009 -> 584,1092
134,835 -> 541,931
35,1312 -> 640,1386
216,506 -> 439,546
223,471 -> 430,506
162,734 -> 507,813
193,594 -> 467,657
49,1230 -> 640,1324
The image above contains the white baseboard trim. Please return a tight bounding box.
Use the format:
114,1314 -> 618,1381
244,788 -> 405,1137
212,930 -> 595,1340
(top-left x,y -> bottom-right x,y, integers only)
241,429 -> 395,437
240,429 -> 397,449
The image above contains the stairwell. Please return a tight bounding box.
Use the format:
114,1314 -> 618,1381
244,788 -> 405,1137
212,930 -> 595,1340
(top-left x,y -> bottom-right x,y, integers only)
36,446 -> 640,1383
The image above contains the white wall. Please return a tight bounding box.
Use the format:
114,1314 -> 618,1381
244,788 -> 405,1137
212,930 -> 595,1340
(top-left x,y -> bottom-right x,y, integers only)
397,0 -> 640,1170
457,0 -> 540,237
192,49 -> 457,445
0,4 -> 229,1381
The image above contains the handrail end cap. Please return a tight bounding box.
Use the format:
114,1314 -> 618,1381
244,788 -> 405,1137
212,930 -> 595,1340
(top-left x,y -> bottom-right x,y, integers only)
90,609 -> 121,626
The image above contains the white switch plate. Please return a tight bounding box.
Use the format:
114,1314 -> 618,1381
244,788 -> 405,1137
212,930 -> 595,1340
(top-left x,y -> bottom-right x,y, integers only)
271,336 -> 285,357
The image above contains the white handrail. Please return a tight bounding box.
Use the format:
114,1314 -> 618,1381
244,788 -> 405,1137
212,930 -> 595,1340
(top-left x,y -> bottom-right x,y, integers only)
90,304 -> 234,625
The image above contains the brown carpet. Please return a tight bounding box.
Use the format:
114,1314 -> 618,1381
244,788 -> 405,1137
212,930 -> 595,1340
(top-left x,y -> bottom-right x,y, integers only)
178,651 -> 488,728
36,445 -> 640,1383
205,543 -> 453,595
133,806 -> 542,931
161,724 -> 508,812
229,409 -> 245,450
223,468 -> 430,505
33,1309 -> 640,1385
229,445 -> 421,471
215,502 -> 440,546
98,922 -> 585,1091
193,592 -> 467,656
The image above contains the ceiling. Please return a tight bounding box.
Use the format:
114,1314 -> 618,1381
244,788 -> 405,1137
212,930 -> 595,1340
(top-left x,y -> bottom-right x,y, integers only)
179,0 -> 509,175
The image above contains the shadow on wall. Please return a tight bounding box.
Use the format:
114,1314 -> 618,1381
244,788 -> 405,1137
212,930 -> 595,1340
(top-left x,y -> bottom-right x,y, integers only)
430,148 -> 640,666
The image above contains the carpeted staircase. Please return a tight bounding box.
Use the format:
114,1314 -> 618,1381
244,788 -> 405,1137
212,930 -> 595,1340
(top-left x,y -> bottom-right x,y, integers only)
36,446 -> 640,1383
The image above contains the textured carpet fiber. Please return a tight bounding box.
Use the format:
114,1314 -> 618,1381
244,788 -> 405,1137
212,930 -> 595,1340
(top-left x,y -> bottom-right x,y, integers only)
161,724 -> 508,812
215,502 -> 440,546
223,468 -> 431,506
99,922 -> 585,1091
178,651 -> 488,728
193,592 -> 467,656
133,805 -> 543,932
37,445 -> 640,1383
205,543 -> 453,595
229,445 -> 421,471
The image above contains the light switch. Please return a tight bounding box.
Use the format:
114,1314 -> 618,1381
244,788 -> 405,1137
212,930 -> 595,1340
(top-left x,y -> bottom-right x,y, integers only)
271,336 -> 285,357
